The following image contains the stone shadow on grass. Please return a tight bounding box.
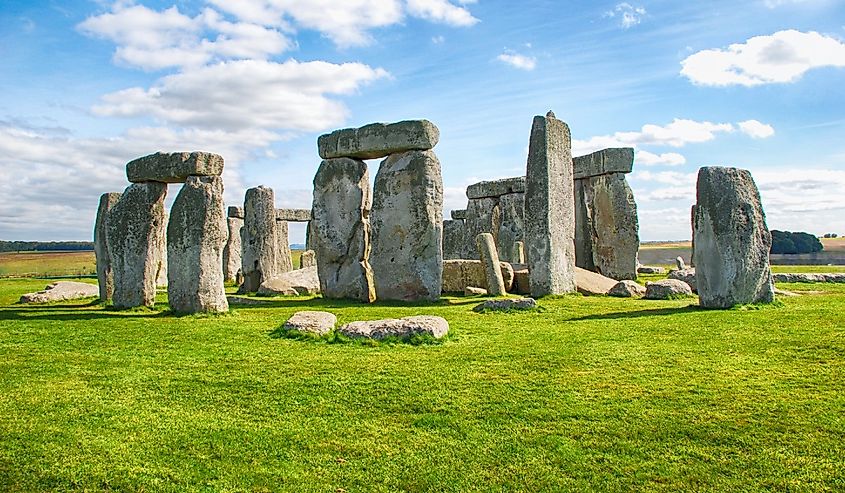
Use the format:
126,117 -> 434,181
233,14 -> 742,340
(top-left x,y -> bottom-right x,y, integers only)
0,305 -> 171,322
570,304 -> 702,321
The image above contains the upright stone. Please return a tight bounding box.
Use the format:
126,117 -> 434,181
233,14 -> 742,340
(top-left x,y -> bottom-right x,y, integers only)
370,150 -> 443,301
106,182 -> 167,308
464,197 -> 499,258
156,214 -> 168,288
693,166 -> 774,308
582,173 -> 639,280
573,179 -> 596,272
524,111 -> 576,296
318,120 -> 439,160
476,233 -> 506,296
512,241 -> 526,264
496,192 -> 525,262
94,192 -> 121,301
275,220 -> 293,274
240,186 -> 278,293
300,250 -> 316,269
167,176 -> 228,313
223,216 -> 243,282
443,219 -> 465,260
312,158 -> 375,302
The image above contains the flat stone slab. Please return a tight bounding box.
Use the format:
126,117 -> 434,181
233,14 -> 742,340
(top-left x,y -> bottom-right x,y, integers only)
573,148 -> 634,180
19,281 -> 99,304
338,315 -> 449,340
275,209 -> 312,222
644,279 -> 693,299
227,206 -> 244,218
609,280 -> 647,298
451,209 -> 467,220
257,266 -> 320,296
668,268 -> 697,292
466,177 -> 525,199
772,273 -> 845,283
575,266 -> 618,296
318,120 -> 440,160
127,151 -> 224,183
472,297 -> 537,312
283,311 -> 337,336
637,265 -> 666,275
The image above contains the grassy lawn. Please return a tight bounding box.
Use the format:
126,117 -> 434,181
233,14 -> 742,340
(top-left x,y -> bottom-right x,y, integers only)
0,251 -> 96,278
0,275 -> 843,491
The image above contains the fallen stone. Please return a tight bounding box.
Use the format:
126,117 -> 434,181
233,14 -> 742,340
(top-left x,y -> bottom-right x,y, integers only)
644,279 -> 693,300
772,273 -> 845,283
472,297 -> 537,312
227,206 -> 244,219
318,120 -> 440,160
608,280 -> 647,298
573,148 -> 634,180
466,177 -> 525,199
476,233 -> 507,296
283,311 -> 336,336
637,265 -> 666,275
275,209 -> 312,222
442,219 -> 465,260
240,186 -> 279,293
668,268 -> 697,292
338,315 -> 449,340
575,266 -> 618,296
441,259 -> 514,293
300,250 -> 316,269
94,192 -> 121,301
126,151 -> 224,183
464,286 -> 488,296
451,209 -> 467,220
223,217 -> 243,283
19,281 -> 99,304
257,266 -> 320,296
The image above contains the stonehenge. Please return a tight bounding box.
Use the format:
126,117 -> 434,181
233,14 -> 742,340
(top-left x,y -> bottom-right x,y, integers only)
240,186 -> 279,294
94,192 -> 121,301
476,233 -> 507,296
223,207 -> 244,283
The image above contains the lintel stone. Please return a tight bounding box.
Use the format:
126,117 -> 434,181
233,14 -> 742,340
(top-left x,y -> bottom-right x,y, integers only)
451,209 -> 467,220
275,208 -> 312,222
227,206 -> 244,219
466,177 -> 525,199
318,120 -> 439,160
573,148 -> 634,180
127,151 -> 224,183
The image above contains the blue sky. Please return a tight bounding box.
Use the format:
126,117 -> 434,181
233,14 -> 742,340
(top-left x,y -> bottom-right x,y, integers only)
1,0 -> 844,243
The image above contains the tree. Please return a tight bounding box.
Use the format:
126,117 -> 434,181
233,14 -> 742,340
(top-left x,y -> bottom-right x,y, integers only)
770,231 -> 823,254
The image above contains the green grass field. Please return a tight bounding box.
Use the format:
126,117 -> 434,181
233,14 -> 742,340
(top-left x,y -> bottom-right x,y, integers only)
0,251 -> 96,278
0,270 -> 843,491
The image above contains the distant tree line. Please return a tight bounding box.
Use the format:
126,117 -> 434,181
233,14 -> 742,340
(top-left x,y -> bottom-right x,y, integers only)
770,231 -> 823,255
822,233 -> 838,238
0,241 -> 94,253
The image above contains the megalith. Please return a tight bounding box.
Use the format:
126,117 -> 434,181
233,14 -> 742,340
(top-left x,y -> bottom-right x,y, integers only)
94,192 -> 121,301
106,182 -> 167,308
167,176 -> 229,313
318,120 -> 439,160
524,111 -> 576,296
476,233 -> 506,296
370,149 -> 443,301
496,192 -> 525,262
693,166 -> 774,308
223,212 -> 244,283
240,186 -> 279,293
443,219 -> 465,260
275,219 -> 293,274
463,197 -> 499,258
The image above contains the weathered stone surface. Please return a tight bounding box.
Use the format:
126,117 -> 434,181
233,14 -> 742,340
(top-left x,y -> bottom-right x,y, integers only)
693,167 -> 775,308
240,186 -> 279,293
476,233 -> 507,296
126,151 -> 224,183
466,177 -> 526,199
608,280 -> 646,298
318,120 -> 440,160
637,265 -> 666,275
167,176 -> 229,313
94,192 -> 121,301
573,179 -> 596,272
451,209 -> 467,220
156,213 -> 168,289
370,150 -> 443,301
441,260 -> 514,293
223,217 -> 243,283
442,219 -> 465,260
107,182 -> 167,308
463,197 -> 499,259
258,266 -> 320,296
283,311 -> 336,336
525,112 -> 576,296
676,256 -> 686,270
19,281 -> 99,304
668,268 -> 697,292
645,279 -> 693,299
512,241 -> 525,264
772,273 -> 845,283
573,148 -> 634,180
227,206 -> 244,219
339,315 -> 449,340
275,209 -> 312,222
300,250 -> 316,269
472,297 -> 537,312
511,264 -> 530,294
312,158 -> 375,302
574,266 -> 618,296
497,192 -> 525,263
580,173 -> 639,280
464,286 -> 488,296
275,220 -> 293,274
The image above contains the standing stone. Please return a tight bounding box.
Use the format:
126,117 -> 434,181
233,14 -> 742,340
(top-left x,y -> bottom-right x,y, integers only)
512,241 -> 526,264
312,158 -> 375,302
524,111 -> 576,296
690,204 -> 697,267
693,166 -> 774,308
573,179 -> 596,272
156,213 -> 168,288
106,182 -> 167,308
167,176 -> 228,313
94,192 -> 121,301
300,250 -> 316,269
464,197 -> 499,259
675,256 -> 686,270
443,219 -> 465,260
240,186 -> 278,293
223,216 -> 243,283
370,150 -> 443,301
476,233 -> 506,296
496,192 -> 525,262
581,173 -> 639,280
275,220 -> 293,274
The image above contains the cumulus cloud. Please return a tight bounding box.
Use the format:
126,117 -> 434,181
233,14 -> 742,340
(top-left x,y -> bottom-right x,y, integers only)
604,3 -> 646,28
681,30 -> 845,87
406,0 -> 479,26
738,119 -> 776,138
497,51 -> 537,70
636,150 -> 687,166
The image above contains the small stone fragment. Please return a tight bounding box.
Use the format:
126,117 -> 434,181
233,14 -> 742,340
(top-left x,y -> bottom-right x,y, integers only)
637,265 -> 666,275
472,297 -> 537,312
338,315 -> 449,340
644,279 -> 693,300
668,267 -> 697,292
574,266 -> 618,296
608,280 -> 647,298
772,273 -> 845,283
676,256 -> 686,270
283,310 -> 336,336
300,250 -> 317,268
464,286 -> 488,296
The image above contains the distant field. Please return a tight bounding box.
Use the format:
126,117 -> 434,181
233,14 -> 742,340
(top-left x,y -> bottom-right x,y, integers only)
0,251 -> 96,278
638,238 -> 845,267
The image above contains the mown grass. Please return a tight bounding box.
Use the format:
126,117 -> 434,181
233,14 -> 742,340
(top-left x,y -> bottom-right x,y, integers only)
0,276 -> 843,492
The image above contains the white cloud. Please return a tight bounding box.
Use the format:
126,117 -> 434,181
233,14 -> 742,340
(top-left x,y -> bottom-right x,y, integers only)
738,119 -> 776,138
497,51 -> 537,70
432,35 -> 445,44
406,0 -> 479,26
636,150 -> 687,166
681,30 -> 845,87
573,118 -> 737,157
604,3 -> 646,29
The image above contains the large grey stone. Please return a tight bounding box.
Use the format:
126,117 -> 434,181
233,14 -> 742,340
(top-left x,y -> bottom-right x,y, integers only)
318,120 -> 440,160
476,233 -> 506,296
466,177 -> 525,199
94,192 -> 121,301
223,217 -> 243,283
772,273 -> 845,283
668,267 -> 697,292
167,176 -> 229,314
451,209 -> 467,220
637,265 -> 666,275
275,209 -> 312,222
580,173 -> 639,280
441,259 -> 514,293
283,311 -> 336,336
608,280 -> 646,298
573,148 -> 634,180
227,206 -> 244,219
645,279 -> 693,299
338,315 -> 449,340
496,192 -> 525,263
275,220 -> 293,274
463,197 -> 499,259
126,151 -> 224,183
573,179 -> 596,272
693,167 -> 774,308
106,182 -> 167,308
370,150 -> 443,301
574,266 -> 618,296
19,281 -> 99,304
442,219 -> 465,260
524,111 -> 576,296
240,186 -> 279,293
312,158 -> 375,302
155,213 -> 168,289
258,266 -> 320,296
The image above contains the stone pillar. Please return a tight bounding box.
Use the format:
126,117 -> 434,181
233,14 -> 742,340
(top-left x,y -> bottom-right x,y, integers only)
476,233 -> 506,296
690,204 -> 697,267
94,192 -> 121,301
223,213 -> 243,283
240,186 -> 278,293
106,182 -> 167,308
524,111 -> 576,296
497,192 -> 525,262
370,150 -> 443,301
167,176 -> 229,313
581,173 -> 639,280
693,166 -> 774,308
463,197 -> 499,259
312,158 -> 375,302
300,250 -> 316,269
443,219 -> 465,260
156,213 -> 168,288
275,219 -> 293,274
512,241 -> 525,265
573,179 -> 596,272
